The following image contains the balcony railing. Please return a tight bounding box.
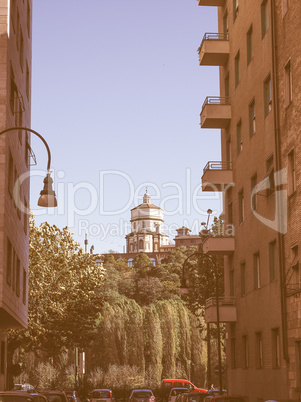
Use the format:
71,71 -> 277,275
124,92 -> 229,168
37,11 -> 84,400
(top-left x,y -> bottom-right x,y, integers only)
205,297 -> 237,323
203,161 -> 232,175
202,161 -> 233,192
201,96 -> 231,113
202,235 -> 235,255
198,32 -> 228,51
198,0 -> 226,6
200,97 -> 231,129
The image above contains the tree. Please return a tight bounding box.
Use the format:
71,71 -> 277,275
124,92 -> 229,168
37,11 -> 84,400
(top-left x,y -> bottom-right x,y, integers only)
8,216 -> 105,358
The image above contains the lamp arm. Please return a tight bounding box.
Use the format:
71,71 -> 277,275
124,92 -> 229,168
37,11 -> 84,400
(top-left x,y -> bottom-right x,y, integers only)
0,127 -> 52,171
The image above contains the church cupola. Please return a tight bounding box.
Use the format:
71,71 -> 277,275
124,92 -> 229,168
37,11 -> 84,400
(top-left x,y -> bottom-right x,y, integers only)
143,189 -> 151,204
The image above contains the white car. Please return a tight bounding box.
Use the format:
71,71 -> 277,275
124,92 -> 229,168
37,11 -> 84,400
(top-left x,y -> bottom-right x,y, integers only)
168,388 -> 189,402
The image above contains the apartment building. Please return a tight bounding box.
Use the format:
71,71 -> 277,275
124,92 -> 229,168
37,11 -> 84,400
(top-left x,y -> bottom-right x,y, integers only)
0,0 -> 32,390
198,0 -> 301,401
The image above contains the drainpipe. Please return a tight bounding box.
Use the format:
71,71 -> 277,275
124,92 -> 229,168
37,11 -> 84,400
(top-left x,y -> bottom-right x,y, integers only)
270,0 -> 289,363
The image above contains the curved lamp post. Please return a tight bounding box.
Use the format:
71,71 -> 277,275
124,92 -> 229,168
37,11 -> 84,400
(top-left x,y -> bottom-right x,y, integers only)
0,127 -> 57,207
179,250 -> 223,394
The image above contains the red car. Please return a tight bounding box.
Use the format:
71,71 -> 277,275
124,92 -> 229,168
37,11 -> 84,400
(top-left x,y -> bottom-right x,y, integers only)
161,380 -> 207,401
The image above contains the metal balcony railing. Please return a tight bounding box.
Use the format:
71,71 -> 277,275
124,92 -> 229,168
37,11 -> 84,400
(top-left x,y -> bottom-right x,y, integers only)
203,161 -> 232,175
201,96 -> 231,113
198,32 -> 229,53
206,297 -> 235,308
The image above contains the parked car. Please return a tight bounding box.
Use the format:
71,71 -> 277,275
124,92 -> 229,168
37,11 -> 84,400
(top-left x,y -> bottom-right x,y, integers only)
175,392 -> 208,402
203,396 -> 245,402
64,390 -> 79,402
25,393 -> 48,402
129,389 -> 155,402
90,389 -> 115,402
0,391 -> 35,402
14,384 -> 35,391
40,390 -> 69,402
160,380 -> 207,401
168,388 -> 189,402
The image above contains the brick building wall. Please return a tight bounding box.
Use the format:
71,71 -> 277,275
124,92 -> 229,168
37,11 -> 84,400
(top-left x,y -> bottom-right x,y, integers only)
0,0 -> 32,390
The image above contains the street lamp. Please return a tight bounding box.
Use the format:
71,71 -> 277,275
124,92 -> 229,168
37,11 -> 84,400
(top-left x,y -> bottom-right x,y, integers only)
0,127 -> 57,207
179,250 -> 223,394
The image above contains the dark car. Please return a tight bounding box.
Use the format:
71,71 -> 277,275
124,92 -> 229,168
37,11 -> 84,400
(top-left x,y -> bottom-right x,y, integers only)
0,391 -> 35,402
176,392 -> 208,402
129,390 -> 155,402
168,388 -> 189,402
203,396 -> 245,402
64,391 -> 79,402
90,389 -> 115,402
39,390 -> 68,402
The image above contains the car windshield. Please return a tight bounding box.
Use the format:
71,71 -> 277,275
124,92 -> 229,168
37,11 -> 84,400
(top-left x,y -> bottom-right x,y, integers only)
171,390 -> 188,397
133,392 -> 152,398
92,392 -> 111,399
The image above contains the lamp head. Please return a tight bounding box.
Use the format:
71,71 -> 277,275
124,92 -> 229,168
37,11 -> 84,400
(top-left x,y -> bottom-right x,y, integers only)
38,173 -> 57,207
179,278 -> 189,295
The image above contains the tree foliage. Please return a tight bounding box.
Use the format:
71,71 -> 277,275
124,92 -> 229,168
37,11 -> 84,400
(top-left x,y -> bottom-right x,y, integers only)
8,216 -> 105,358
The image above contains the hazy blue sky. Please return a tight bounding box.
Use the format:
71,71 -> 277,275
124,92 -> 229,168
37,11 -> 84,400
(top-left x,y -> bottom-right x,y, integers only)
30,0 -> 221,253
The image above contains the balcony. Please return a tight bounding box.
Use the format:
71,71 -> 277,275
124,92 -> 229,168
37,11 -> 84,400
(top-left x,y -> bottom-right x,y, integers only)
200,97 -> 231,129
203,235 -> 235,255
198,0 -> 225,6
205,297 -> 237,323
202,161 -> 233,192
198,33 -> 229,66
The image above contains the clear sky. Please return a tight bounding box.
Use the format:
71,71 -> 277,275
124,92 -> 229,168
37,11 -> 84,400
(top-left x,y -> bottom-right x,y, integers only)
30,0 -> 221,253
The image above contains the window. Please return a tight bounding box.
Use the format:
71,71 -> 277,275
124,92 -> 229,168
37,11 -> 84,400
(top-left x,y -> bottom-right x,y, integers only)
249,98 -> 256,137
291,245 -> 300,290
251,173 -> 257,211
254,252 -> 261,289
223,10 -> 228,34
10,72 -> 17,114
128,258 -> 133,267
228,200 -> 233,225
264,75 -> 272,116
16,257 -> 20,296
256,332 -> 263,368
229,269 -> 234,296
8,150 -> 14,197
284,60 -> 292,107
23,199 -> 28,234
0,341 -> 5,374
235,51 -> 240,87
266,154 -> 275,197
225,73 -> 230,98
6,238 -> 12,285
296,340 -> 301,387
269,240 -> 277,281
19,28 -> 24,71
27,0 -> 31,36
26,61 -> 30,100
230,324 -> 236,369
12,249 -> 16,290
139,239 -> 144,249
288,149 -> 296,195
23,269 -> 27,304
272,328 -> 280,368
236,120 -> 242,155
233,0 -> 239,21
247,25 -> 253,64
239,189 -> 244,224
241,261 -> 246,296
261,0 -> 269,38
242,335 -> 249,368
226,138 -> 231,163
